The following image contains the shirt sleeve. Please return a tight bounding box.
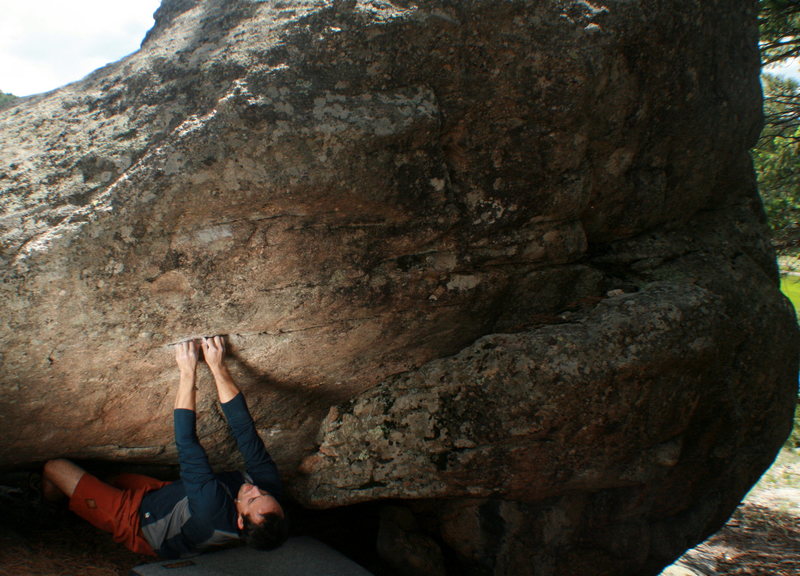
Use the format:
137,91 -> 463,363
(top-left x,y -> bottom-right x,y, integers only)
174,408 -> 217,505
220,393 -> 283,500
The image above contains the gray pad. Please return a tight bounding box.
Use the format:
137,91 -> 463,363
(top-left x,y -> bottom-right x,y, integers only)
130,536 -> 374,576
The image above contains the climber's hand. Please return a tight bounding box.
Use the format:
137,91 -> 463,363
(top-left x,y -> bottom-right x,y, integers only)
175,339 -> 199,375
201,335 -> 226,371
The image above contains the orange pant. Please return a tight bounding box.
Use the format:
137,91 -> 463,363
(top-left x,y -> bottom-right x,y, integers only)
69,472 -> 171,556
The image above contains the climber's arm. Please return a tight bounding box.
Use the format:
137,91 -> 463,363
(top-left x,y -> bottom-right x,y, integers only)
202,336 -> 284,498
173,339 -> 216,490
201,336 -> 240,404
174,340 -> 198,411
220,391 -> 283,500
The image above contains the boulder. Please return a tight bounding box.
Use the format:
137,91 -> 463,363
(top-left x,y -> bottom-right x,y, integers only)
0,1 -> 796,574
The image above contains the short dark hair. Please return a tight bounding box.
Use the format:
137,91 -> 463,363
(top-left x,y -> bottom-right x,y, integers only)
242,513 -> 289,550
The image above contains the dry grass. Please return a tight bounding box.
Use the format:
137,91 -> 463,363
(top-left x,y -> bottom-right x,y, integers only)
0,537 -> 131,576
665,447 -> 800,576
0,522 -> 149,576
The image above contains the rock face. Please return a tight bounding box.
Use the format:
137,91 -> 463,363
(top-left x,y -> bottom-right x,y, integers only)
0,0 -> 796,574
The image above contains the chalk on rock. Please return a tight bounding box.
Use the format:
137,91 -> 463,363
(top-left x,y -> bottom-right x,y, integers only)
130,537 -> 374,576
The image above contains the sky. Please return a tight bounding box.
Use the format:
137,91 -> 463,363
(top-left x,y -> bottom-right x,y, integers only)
765,58 -> 800,82
0,0 -> 161,96
0,0 -> 798,97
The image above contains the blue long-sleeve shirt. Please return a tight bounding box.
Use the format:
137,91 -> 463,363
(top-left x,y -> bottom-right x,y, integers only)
140,393 -> 283,558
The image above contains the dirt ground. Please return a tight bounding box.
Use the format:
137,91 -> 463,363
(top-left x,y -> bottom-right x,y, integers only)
0,450 -> 797,576
0,488 -> 149,576
662,447 -> 800,576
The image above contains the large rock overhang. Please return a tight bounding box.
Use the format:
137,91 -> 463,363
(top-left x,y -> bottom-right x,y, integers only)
0,1 -> 796,574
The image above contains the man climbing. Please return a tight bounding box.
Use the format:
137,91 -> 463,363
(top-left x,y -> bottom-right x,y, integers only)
42,335 -> 287,558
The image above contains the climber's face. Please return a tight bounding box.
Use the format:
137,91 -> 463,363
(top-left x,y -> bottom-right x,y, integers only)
235,482 -> 284,528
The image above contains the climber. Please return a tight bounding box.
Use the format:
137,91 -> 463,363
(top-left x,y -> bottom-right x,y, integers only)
41,335 -> 287,558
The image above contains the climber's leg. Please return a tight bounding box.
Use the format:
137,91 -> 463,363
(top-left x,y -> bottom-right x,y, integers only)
42,458 -> 85,500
